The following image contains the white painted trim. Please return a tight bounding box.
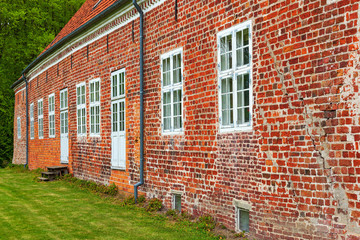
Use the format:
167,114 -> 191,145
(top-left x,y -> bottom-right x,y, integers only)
111,68 -> 126,100
60,88 -> 68,111
38,99 -> 44,139
17,117 -> 21,139
48,93 -> 56,138
76,82 -> 87,137
26,0 -> 167,82
217,20 -> 253,133
30,103 -> 34,140
89,78 -> 101,137
161,48 -> 184,135
110,68 -> 126,169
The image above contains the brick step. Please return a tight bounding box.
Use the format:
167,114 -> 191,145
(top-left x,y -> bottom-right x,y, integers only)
41,171 -> 58,181
42,171 -> 57,175
47,166 -> 68,176
38,177 -> 50,182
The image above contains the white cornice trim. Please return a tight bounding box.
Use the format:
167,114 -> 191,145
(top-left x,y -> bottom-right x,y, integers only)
27,0 -> 166,82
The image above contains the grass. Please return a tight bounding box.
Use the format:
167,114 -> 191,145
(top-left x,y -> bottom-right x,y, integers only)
0,167 -> 218,240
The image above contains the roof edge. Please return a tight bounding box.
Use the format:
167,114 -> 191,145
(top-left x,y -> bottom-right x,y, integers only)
11,76 -> 25,89
11,0 -> 129,89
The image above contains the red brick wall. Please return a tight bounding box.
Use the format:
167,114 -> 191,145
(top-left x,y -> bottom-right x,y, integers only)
13,0 -> 360,239
13,88 -> 26,165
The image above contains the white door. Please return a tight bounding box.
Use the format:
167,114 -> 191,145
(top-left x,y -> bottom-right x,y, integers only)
111,99 -> 126,169
60,89 -> 69,163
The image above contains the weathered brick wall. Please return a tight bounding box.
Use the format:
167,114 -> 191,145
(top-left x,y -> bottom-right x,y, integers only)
13,0 -> 360,239
13,87 -> 26,165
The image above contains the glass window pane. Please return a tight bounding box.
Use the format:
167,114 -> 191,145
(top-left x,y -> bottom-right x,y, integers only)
236,49 -> 243,67
112,75 -> 117,98
244,90 -> 249,107
65,91 -> 68,108
173,69 -> 181,84
244,47 -> 249,65
173,54 -> 181,68
174,195 -> 181,212
239,209 -> 249,232
164,118 -> 171,130
163,58 -> 171,86
244,74 -> 250,89
243,28 -> 249,46
237,109 -> 243,125
237,92 -> 243,107
245,107 -> 250,123
236,31 -> 243,48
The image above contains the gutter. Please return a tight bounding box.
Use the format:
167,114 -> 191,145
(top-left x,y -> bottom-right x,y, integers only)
132,0 -> 144,203
11,0 -> 130,89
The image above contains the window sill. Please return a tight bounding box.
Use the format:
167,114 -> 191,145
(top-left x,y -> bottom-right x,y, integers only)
219,125 -> 252,134
162,131 -> 184,136
111,167 -> 126,171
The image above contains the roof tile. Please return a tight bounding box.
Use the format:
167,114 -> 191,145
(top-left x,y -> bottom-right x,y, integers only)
39,0 -> 118,56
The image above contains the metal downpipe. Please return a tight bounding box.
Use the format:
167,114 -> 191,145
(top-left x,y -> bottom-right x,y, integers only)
132,0 -> 144,203
24,74 -> 29,168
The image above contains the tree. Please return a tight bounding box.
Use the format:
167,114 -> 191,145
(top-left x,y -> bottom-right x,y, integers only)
0,0 -> 85,167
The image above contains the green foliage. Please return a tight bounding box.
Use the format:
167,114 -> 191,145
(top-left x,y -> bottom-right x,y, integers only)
137,195 -> 146,203
122,195 -> 136,206
166,209 -> 179,218
61,174 -> 118,196
196,215 -> 216,232
0,0 -> 85,167
146,198 -> 163,212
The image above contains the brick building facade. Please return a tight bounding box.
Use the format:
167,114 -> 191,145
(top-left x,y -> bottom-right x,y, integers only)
12,0 -> 360,239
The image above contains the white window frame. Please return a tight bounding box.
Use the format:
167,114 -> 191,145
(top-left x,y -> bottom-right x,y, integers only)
218,20 -> 253,132
30,103 -> 34,139
111,68 -> 126,169
172,194 -> 182,212
236,207 -> 250,232
17,117 -> 21,139
48,93 -> 55,138
60,89 -> 68,135
76,82 -> 87,137
161,48 -> 184,135
89,78 -> 101,137
38,99 -> 44,139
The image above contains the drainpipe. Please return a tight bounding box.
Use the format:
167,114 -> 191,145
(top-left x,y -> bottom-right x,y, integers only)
132,0 -> 144,203
24,74 -> 29,168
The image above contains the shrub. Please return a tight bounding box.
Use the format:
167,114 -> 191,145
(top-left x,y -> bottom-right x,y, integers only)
60,174 -> 118,196
122,195 -> 136,206
146,198 -> 162,212
137,195 -> 146,203
197,214 -> 216,231
166,209 -> 179,218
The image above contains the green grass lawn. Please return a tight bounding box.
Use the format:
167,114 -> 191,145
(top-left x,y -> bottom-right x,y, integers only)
0,168 -> 217,240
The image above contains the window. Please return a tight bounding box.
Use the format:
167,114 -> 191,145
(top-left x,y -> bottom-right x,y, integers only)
17,117 -> 21,139
172,194 -> 182,212
236,207 -> 249,232
60,89 -> 68,136
48,94 -> 55,138
30,103 -> 34,139
218,21 -> 252,131
77,83 -> 86,136
161,48 -> 183,133
38,99 -> 44,139
111,69 -> 126,169
89,79 -> 100,136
